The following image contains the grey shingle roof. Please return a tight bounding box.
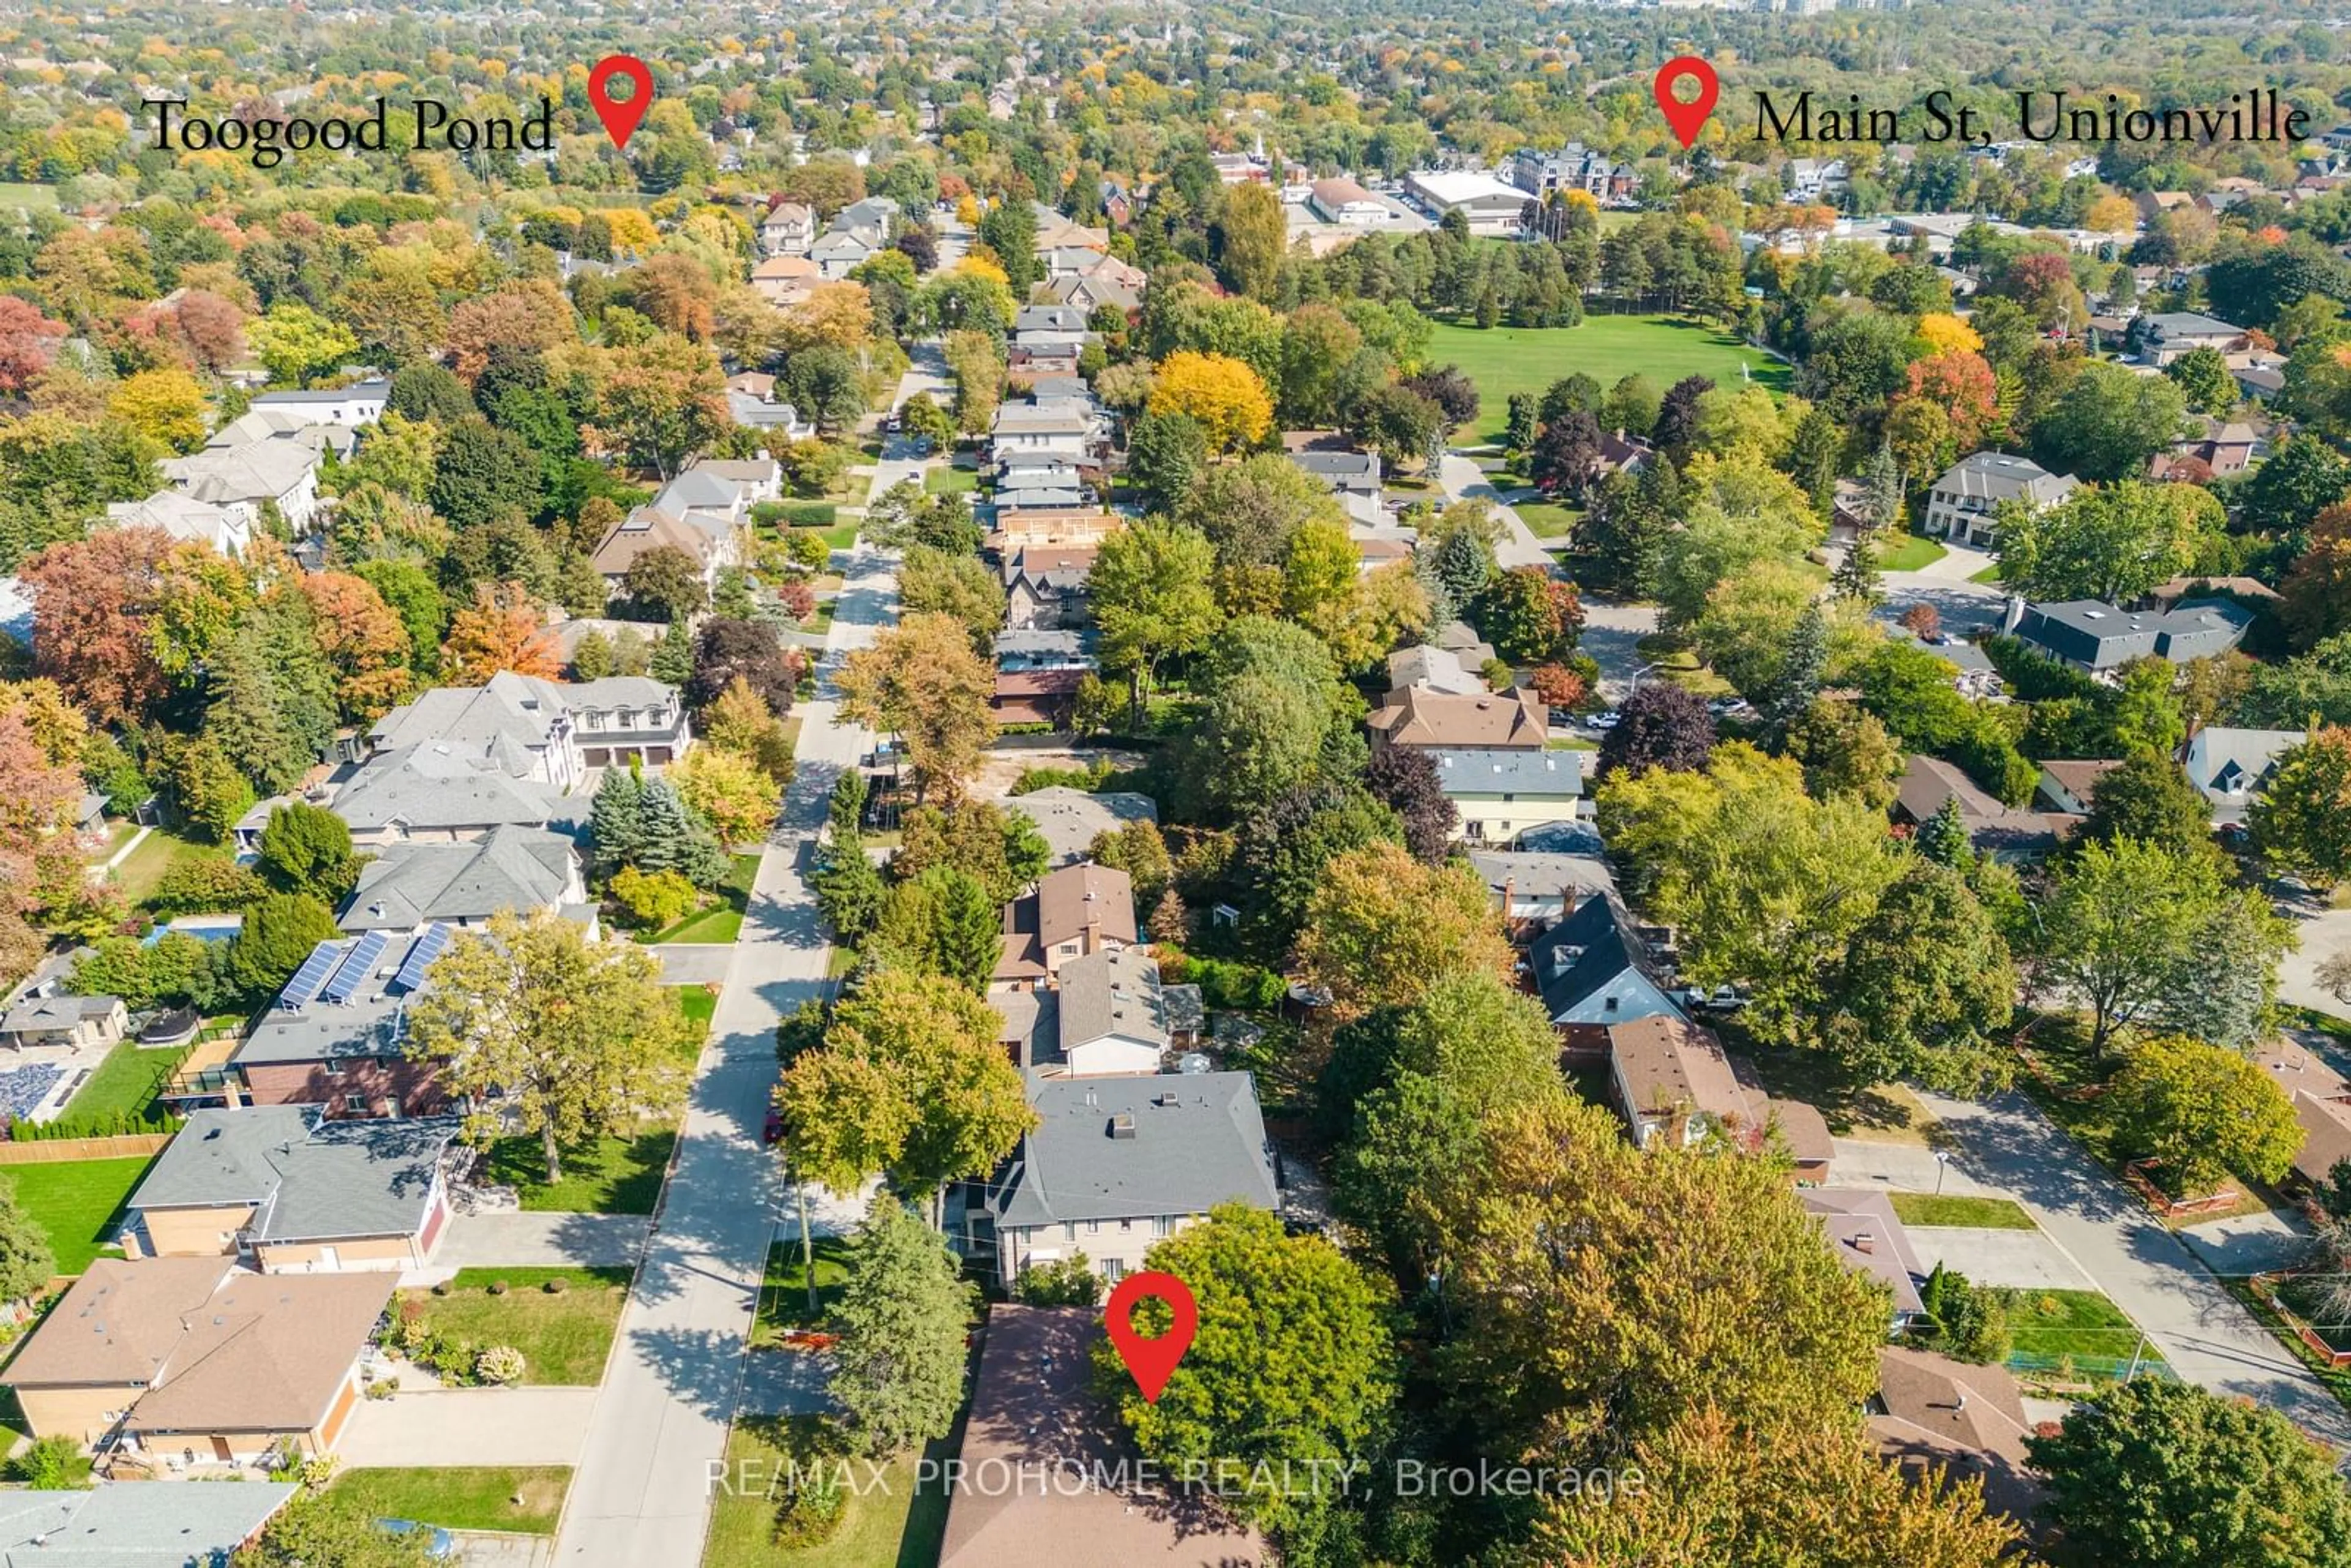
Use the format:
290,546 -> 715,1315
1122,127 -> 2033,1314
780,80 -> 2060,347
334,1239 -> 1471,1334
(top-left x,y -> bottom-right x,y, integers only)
339,825 -> 576,931
252,1117 -> 457,1242
1053,948 -> 1171,1059
1432,748 -> 1586,798
330,747 -> 576,836
988,1072 -> 1277,1228
129,1105 -> 315,1209
0,1480 -> 299,1566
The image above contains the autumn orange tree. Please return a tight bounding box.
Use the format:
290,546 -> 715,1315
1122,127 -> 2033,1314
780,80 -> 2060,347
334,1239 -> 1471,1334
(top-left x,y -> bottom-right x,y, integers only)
298,571 -> 414,720
18,526 -> 174,727
441,581 -> 564,683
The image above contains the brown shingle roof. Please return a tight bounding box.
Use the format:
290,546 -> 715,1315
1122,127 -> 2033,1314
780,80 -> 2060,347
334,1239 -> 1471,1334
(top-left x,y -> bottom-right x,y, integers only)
940,1307 -> 1265,1568
993,862 -> 1137,981
1610,1016 -> 1755,1129
1869,1346 -> 2044,1523
6,1259 -> 393,1436
2254,1043 -> 2351,1186
1367,688 -> 1545,751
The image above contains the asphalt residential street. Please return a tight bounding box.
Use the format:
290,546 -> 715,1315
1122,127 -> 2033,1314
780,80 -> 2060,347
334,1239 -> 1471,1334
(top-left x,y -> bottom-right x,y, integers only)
551,361 -> 937,1565
1919,1089 -> 2351,1448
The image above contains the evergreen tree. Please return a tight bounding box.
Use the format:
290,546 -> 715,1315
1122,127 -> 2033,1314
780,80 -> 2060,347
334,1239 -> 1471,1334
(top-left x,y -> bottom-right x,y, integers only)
1862,440 -> 1905,532
256,801 -> 359,904
650,618 -> 694,686
828,771 -> 868,842
1503,391 -> 1539,452
814,846 -> 886,942
1764,604 -> 1829,739
588,768 -> 647,876
0,1176 -> 54,1302
1784,406 -> 1843,515
827,1195 -> 975,1458
1914,796 -> 1974,870
1831,528 -> 1882,605
1430,527 -> 1494,612
226,892 -> 340,996
1586,458 -> 1678,598
203,629 -> 313,796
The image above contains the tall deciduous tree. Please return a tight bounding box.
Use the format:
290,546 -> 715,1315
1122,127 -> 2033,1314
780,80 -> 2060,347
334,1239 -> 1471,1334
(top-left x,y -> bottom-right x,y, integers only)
1090,520 -> 1221,727
403,911 -> 691,1184
2250,727 -> 2351,890
441,582 -> 563,683
776,968 -> 1033,1222
1112,1205 -> 1395,1544
1439,1098 -> 1891,1472
826,1195 -> 975,1458
19,527 -> 173,727
2028,1378 -> 2351,1568
2107,1033 -> 2303,1197
1538,1405 -> 2022,1567
256,801 -> 360,904
1993,480 -> 2214,604
835,612 -> 997,803
1817,863 -> 2015,1092
1295,842 -> 1512,1014
1598,743 -> 1902,1043
226,892 -> 340,997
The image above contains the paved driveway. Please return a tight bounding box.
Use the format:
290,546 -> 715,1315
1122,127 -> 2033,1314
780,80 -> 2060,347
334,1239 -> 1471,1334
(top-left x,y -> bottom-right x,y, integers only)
652,945 -> 734,986
1438,452 -> 1554,571
339,1389 -> 598,1467
2276,893 -> 2351,1022
1921,1089 -> 2351,1447
1907,1226 -> 2094,1292
430,1213 -> 650,1272
454,1535 -> 553,1568
1827,1138 -> 2001,1198
2177,1209 -> 2314,1277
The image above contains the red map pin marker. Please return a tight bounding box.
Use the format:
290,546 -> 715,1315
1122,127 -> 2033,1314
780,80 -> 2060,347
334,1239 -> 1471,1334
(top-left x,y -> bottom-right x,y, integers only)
587,55 -> 654,151
1103,1270 -> 1196,1404
1654,56 -> 1720,150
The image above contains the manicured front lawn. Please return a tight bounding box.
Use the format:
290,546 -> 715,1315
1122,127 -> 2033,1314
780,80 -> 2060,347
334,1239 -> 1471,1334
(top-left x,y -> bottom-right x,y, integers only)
924,464 -> 978,494
1970,559 -> 2006,584
326,1466 -> 571,1536
754,1236 -> 852,1347
56,1043 -> 185,1125
399,1267 -> 633,1384
477,1130 -> 676,1215
2006,1288 -> 2167,1378
6,1157 -> 153,1276
1430,315 -> 1791,445
1545,735 -> 1599,751
1514,500 -> 1581,541
641,853 -> 761,945
110,830 -> 226,909
1875,532 -> 1948,572
703,1416 -> 945,1568
1890,1193 -> 2036,1230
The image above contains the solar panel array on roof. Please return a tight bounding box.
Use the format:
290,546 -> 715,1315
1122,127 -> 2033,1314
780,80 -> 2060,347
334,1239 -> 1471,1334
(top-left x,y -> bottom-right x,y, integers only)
320,929 -> 390,1005
279,940 -> 345,1010
391,923 -> 451,994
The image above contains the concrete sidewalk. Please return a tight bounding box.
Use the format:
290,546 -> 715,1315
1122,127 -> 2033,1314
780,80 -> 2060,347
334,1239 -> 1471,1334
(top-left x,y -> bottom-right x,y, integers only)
1907,1226 -> 2094,1292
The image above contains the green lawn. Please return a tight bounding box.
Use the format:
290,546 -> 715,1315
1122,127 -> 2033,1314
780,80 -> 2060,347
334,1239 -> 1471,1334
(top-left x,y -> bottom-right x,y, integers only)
1431,315 -> 1792,445
110,830 -> 226,909
6,1157 -> 154,1276
642,853 -> 761,945
0,183 -> 58,212
703,1416 -> 947,1568
399,1267 -> 632,1385
1970,559 -> 2006,585
1890,1193 -> 2036,1230
924,465 -> 978,495
1514,500 -> 1581,541
2225,1278 -> 2351,1414
326,1466 -> 571,1536
795,522 -> 860,555
478,1130 -> 675,1215
754,1236 -> 852,1348
56,1043 -> 184,1125
801,601 -> 839,636
2006,1288 -> 2166,1375
1545,735 -> 1600,751
1876,532 -> 1949,572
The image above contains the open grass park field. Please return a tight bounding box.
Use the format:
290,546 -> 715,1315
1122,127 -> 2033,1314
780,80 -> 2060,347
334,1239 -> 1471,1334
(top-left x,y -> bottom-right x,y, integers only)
1431,315 -> 1791,445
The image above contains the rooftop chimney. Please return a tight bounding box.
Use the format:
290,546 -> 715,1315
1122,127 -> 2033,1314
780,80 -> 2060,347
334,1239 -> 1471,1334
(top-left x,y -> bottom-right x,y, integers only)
1854,1231 -> 1877,1255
